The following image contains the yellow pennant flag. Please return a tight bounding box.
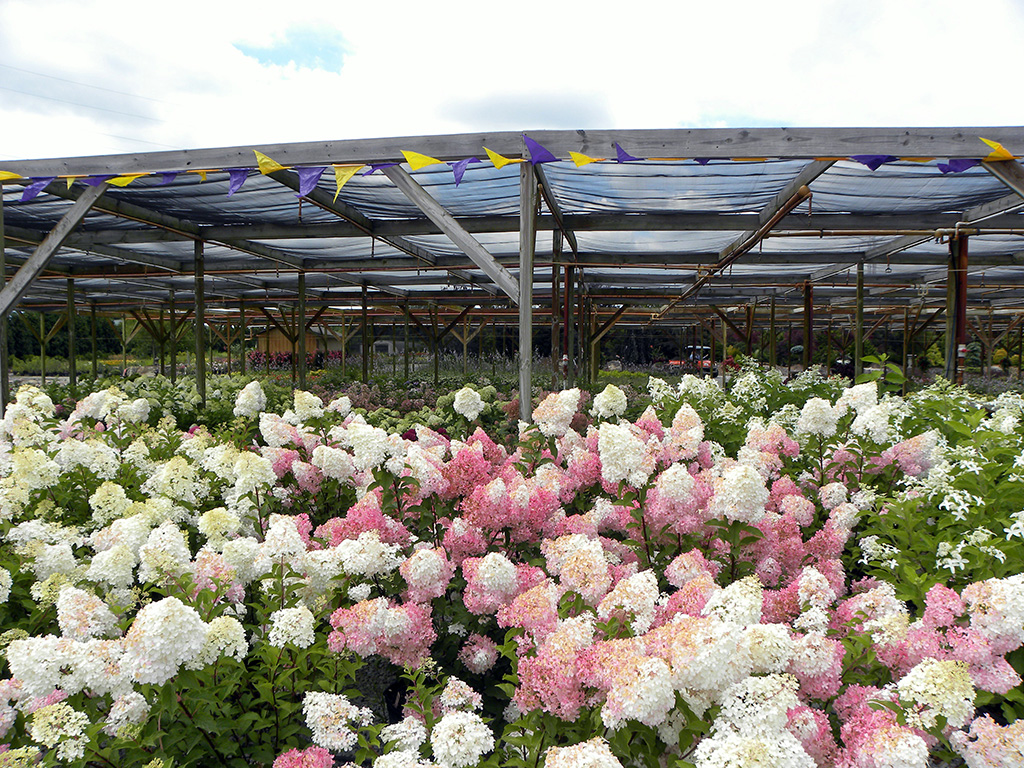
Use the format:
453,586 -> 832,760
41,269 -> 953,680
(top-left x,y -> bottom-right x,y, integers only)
484,147 -> 524,170
401,150 -> 443,170
107,173 -> 147,187
191,170 -> 210,181
254,150 -> 288,175
66,177 -> 75,189
980,137 -> 1015,161
332,164 -> 364,203
569,151 -> 602,167
0,171 -> 22,182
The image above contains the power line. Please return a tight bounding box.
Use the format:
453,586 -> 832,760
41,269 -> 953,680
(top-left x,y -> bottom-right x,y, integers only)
0,84 -> 161,122
0,62 -> 170,105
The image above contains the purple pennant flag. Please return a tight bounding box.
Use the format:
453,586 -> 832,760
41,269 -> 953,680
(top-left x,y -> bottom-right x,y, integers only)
83,174 -> 114,186
523,134 -> 558,164
363,163 -> 399,175
449,157 -> 480,186
850,154 -> 898,171
937,158 -> 982,174
226,168 -> 249,196
157,172 -> 179,185
21,177 -> 55,202
295,166 -> 327,197
615,143 -> 641,163
694,158 -> 712,165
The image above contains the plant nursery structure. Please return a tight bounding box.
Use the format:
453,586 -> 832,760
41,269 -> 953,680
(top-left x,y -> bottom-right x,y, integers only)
3,127 -> 1024,416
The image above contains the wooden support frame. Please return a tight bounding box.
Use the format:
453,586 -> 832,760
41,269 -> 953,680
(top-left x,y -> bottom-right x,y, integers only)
519,162 -> 538,420
384,165 -> 521,302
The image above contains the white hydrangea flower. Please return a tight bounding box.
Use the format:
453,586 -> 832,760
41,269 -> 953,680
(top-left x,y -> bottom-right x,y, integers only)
795,397 -> 839,438
326,395 -> 352,416
709,463 -> 769,524
430,711 -> 495,768
311,445 -> 355,482
268,606 -> 316,649
591,384 -> 627,420
702,576 -> 763,626
303,691 -> 374,752
121,597 -> 209,685
453,387 -> 484,421
104,690 -> 150,736
294,390 -> 324,422
546,738 -> 624,768
30,702 -> 90,762
189,615 -> 247,668
233,381 -> 266,418
896,657 -> 975,730
56,586 -> 118,640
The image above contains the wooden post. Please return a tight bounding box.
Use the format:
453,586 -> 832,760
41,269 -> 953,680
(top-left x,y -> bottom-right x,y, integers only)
769,295 -> 777,367
826,315 -> 833,375
90,303 -> 97,381
802,281 -> 813,370
341,313 -> 347,377
0,187 -> 7,410
298,273 -> 307,390
122,313 -> 128,375
289,305 -> 297,386
361,286 -> 369,384
194,240 -> 206,405
710,318 -> 716,375
66,279 -> 76,389
855,263 -> 864,379
1018,318 -> 1023,381
745,304 -> 754,356
519,162 -> 537,422
404,308 -> 410,379
787,323 -> 793,379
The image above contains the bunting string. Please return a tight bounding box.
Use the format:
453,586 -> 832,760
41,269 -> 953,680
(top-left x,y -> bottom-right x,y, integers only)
1,136 -> 1017,204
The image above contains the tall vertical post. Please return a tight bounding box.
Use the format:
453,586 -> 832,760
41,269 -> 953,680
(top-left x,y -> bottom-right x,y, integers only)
194,240 -> 206,405
361,286 -> 369,384
565,264 -> 575,387
158,306 -> 166,377
90,303 -> 97,381
802,281 -> 813,370
902,306 -> 910,395
1018,317 -> 1023,381
168,290 -> 177,384
826,315 -> 833,375
297,273 -> 307,390
745,304 -> 754,356
954,236 -> 969,386
551,235 -> 561,389
40,313 -> 46,385
239,300 -> 247,376
855,263 -> 864,379
0,189 -> 7,410
721,310 -> 728,385
769,295 -> 777,367
519,162 -> 537,422
66,278 -> 76,389
403,307 -> 410,379
289,305 -> 297,386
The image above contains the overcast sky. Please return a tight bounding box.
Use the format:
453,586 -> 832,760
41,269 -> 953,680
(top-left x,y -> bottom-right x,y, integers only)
2,0 -> 1022,162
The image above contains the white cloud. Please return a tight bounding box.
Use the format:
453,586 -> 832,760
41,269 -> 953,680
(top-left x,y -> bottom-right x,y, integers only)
1,0 -> 1022,161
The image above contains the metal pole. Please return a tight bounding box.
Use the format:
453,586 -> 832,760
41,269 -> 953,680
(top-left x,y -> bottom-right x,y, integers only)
519,162 -> 537,421
855,263 -> 864,379
66,278 -> 76,389
0,189 -> 7,410
239,300 -> 247,376
551,235 -> 561,389
168,290 -> 177,384
954,236 -> 969,386
194,240 -> 206,405
769,295 -> 777,367
565,264 -> 575,387
298,273 -> 307,390
802,281 -> 813,370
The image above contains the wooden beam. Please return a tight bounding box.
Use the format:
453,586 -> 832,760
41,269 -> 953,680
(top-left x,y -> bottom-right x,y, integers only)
383,165 -> 520,302
591,304 -> 629,344
720,160 -> 833,260
8,127 -> 1024,178
534,164 -> 579,257
0,183 -> 106,317
983,160 -> 1024,201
